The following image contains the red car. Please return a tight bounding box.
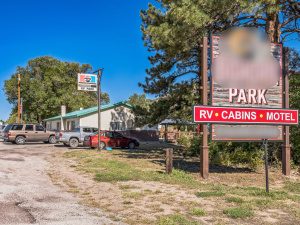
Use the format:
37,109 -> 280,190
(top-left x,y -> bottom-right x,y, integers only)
83,131 -> 139,149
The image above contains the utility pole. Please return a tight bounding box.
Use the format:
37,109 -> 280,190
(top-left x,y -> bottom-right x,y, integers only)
93,68 -> 104,151
18,74 -> 21,123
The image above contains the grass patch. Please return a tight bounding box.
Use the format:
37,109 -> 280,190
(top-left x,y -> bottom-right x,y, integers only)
155,190 -> 163,194
284,182 -> 300,194
223,207 -> 254,219
157,214 -> 201,225
189,208 -> 206,216
64,150 -> 200,188
119,185 -> 140,190
123,192 -> 145,199
195,191 -> 225,197
122,201 -> 132,205
70,165 -> 77,167
226,197 -> 244,204
94,173 -> 132,182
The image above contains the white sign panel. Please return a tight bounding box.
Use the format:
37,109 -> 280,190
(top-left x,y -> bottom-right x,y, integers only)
78,74 -> 97,91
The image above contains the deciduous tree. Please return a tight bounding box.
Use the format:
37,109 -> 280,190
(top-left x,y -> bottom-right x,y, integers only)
3,56 -> 110,124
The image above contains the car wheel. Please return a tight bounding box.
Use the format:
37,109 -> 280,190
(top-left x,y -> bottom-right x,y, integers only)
48,136 -> 56,144
100,142 -> 106,149
128,142 -> 136,149
63,143 -> 70,147
69,138 -> 79,148
15,136 -> 25,145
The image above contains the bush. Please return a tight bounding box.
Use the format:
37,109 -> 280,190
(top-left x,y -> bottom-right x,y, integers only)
178,134 -> 201,156
209,142 -> 264,170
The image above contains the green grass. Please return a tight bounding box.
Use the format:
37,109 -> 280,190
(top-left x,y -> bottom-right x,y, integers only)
223,207 -> 254,219
226,197 -> 244,204
284,182 -> 300,194
122,201 -> 132,205
119,185 -> 140,190
63,150 -> 201,188
157,214 -> 201,225
189,208 -> 206,216
195,191 -> 225,197
123,192 -> 145,199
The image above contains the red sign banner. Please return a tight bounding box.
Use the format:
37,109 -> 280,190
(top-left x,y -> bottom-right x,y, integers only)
193,106 -> 298,125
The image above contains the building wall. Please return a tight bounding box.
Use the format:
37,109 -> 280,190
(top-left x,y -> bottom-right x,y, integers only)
80,106 -> 136,130
45,105 -> 157,131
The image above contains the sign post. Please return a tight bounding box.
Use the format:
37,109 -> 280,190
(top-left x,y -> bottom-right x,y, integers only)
263,139 -> 269,193
93,69 -> 104,151
78,70 -> 103,151
200,37 -> 209,179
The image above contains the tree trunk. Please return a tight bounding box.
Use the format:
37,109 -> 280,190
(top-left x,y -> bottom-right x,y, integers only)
265,12 -> 281,42
38,115 -> 42,124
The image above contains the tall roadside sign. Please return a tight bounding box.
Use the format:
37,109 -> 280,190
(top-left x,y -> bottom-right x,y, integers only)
194,28 -> 297,180
78,70 -> 103,151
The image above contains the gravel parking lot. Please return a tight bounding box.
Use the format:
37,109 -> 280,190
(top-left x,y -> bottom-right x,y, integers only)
0,140 -> 124,225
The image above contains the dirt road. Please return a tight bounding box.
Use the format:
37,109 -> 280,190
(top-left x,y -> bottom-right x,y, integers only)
0,140 -> 124,225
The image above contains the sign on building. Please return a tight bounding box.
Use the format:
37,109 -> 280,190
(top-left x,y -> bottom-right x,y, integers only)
210,33 -> 283,141
78,74 -> 97,91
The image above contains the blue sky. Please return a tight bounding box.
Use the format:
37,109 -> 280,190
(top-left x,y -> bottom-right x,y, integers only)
0,0 -> 154,121
0,1 -> 299,121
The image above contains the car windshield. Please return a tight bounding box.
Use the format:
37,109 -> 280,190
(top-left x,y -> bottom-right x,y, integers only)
4,124 -> 13,132
91,132 -> 98,136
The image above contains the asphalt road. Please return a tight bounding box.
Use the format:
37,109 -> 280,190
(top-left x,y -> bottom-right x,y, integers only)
0,140 -> 124,225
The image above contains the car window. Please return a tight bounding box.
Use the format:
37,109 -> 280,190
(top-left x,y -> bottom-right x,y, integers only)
25,125 -> 34,131
11,125 -> 24,130
74,127 -> 80,132
114,132 -> 123,138
104,132 -> 113,138
92,128 -> 98,133
4,124 -> 13,132
36,125 -> 45,131
83,128 -> 91,132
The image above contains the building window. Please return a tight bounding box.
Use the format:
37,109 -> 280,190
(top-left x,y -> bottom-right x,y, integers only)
71,121 -> 75,130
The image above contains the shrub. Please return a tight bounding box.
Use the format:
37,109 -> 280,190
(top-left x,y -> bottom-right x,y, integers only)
178,134 -> 201,156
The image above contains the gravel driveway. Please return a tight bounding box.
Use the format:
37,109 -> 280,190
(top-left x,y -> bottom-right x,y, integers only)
0,140 -> 124,225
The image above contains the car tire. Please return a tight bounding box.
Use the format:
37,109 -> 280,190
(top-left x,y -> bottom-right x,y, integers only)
69,138 -> 79,148
15,136 -> 25,145
48,136 -> 56,144
128,142 -> 136,149
100,142 -> 106,149
63,143 -> 70,147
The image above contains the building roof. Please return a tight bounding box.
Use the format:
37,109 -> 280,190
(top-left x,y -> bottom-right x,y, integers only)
43,102 -> 133,122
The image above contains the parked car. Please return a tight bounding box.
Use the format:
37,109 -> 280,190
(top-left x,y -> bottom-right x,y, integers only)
3,124 -> 56,145
0,125 -> 6,139
83,131 -> 139,149
56,126 -> 98,148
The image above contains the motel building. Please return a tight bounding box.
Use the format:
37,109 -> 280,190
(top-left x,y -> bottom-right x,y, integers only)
43,102 -> 156,132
